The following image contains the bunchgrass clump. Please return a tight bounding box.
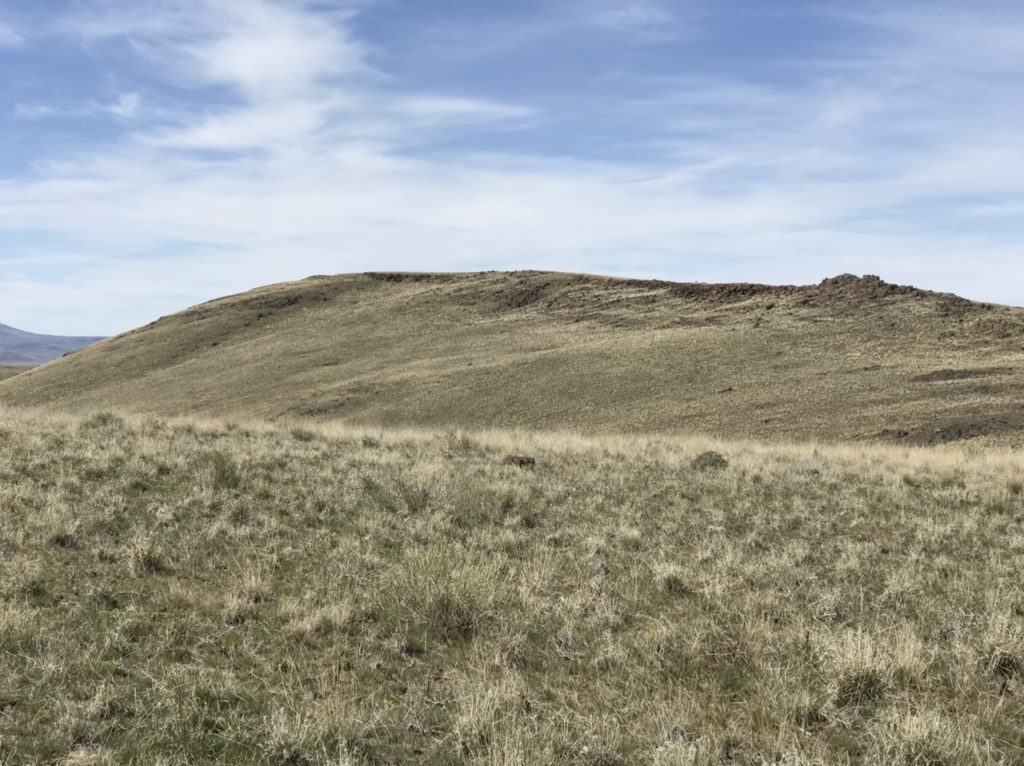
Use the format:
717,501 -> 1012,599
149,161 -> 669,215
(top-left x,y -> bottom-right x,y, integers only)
835,670 -> 887,710
691,450 -> 729,471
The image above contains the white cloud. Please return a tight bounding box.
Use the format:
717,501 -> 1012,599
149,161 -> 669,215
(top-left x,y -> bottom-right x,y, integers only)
60,0 -> 535,158
14,103 -> 54,119
4,116 -> 1020,330
67,0 -> 368,90
13,92 -> 143,122
816,90 -> 886,129
584,0 -> 674,30
0,21 -> 22,48
105,92 -> 141,119
394,96 -> 535,123
144,100 -> 334,150
189,5 -> 366,97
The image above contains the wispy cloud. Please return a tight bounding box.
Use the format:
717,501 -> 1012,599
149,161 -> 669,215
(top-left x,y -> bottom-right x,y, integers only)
846,5 -> 1024,72
64,0 -> 370,96
0,1 -> 1022,333
580,0 -> 674,30
105,92 -> 141,119
14,103 -> 54,119
14,92 -> 144,122
142,100 -> 335,150
394,96 -> 535,123
397,0 -> 682,66
61,0 -> 530,153
0,20 -> 22,48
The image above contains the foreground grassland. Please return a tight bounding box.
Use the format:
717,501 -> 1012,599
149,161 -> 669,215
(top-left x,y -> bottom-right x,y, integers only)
2,410 -> 1024,764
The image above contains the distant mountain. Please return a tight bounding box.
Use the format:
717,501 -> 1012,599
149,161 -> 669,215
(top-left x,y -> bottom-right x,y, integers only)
2,271 -> 1024,444
0,323 -> 104,366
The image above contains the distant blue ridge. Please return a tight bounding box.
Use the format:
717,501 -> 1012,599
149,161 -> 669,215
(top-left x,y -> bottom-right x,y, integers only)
0,323 -> 105,366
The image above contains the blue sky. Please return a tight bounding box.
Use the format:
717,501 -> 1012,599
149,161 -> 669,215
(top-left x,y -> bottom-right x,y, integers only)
1,0 -> 1022,334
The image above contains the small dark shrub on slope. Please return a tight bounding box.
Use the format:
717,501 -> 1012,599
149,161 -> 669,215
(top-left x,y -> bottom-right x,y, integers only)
691,450 -> 729,471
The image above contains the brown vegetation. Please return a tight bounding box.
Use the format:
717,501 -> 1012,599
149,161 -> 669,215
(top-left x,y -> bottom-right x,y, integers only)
2,407 -> 1024,763
0,365 -> 28,382
2,271 -> 1023,445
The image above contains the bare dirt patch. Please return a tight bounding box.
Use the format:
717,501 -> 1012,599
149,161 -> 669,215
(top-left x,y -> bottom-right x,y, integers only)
879,409 -> 1024,445
911,367 -> 1015,383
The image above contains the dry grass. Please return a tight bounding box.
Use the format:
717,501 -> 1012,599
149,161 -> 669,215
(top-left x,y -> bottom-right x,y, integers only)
0,367 -> 28,382
1,406 -> 1024,763
3,271 -> 1024,445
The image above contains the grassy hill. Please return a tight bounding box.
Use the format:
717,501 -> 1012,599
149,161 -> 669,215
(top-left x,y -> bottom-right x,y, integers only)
0,365 -> 28,382
1,407 -> 1023,764
2,271 -> 1023,444
0,322 -> 103,366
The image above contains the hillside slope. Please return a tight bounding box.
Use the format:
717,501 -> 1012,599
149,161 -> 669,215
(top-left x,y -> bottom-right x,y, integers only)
2,271 -> 1023,444
0,322 -> 103,365
0,365 -> 27,381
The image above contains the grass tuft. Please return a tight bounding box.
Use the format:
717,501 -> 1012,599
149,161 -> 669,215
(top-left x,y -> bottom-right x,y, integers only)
835,669 -> 887,709
129,534 -> 172,576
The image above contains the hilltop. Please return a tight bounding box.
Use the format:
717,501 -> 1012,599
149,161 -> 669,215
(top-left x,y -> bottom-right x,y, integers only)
2,271 -> 1023,444
0,322 -> 103,366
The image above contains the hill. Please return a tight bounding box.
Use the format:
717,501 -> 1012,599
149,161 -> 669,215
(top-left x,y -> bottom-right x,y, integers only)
0,322 -> 103,366
2,271 -> 1023,444
1,407 -> 1022,763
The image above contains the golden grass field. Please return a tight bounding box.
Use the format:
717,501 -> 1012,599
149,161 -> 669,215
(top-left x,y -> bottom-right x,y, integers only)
2,405 -> 1024,764
3,271 -> 1024,445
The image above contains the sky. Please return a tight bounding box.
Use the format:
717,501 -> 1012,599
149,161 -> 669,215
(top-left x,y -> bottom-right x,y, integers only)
1,0 -> 1023,335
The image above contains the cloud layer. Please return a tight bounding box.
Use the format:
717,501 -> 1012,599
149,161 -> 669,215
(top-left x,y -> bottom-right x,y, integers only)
0,0 -> 1022,333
